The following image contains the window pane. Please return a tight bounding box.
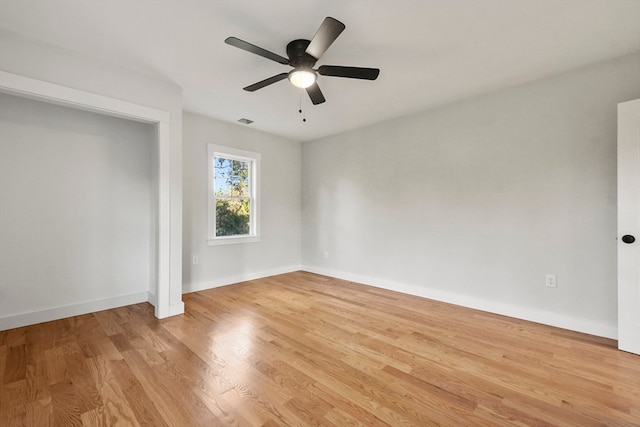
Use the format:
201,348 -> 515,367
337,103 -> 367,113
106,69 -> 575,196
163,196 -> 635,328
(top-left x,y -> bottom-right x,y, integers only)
214,157 -> 250,197
208,145 -> 260,244
216,198 -> 250,236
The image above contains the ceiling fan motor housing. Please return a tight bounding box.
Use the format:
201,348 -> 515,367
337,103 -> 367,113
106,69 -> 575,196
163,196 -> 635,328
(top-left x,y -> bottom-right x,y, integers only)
286,39 -> 317,68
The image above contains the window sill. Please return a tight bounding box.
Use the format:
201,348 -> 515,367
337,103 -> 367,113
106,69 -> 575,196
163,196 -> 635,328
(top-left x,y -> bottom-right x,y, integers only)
208,235 -> 261,246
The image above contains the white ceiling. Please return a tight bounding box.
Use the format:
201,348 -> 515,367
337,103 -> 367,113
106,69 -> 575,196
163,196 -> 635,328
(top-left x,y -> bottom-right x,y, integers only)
1,1 -> 639,142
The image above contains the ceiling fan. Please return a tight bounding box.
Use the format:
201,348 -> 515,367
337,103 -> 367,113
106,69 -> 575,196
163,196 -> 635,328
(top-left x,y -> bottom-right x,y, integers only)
225,17 -> 380,105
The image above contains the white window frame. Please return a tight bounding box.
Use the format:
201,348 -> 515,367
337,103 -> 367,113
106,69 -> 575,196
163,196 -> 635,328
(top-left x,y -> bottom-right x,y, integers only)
208,144 -> 261,246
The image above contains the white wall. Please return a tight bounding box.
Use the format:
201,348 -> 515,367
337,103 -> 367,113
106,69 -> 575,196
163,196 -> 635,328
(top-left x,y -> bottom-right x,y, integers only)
182,112 -> 301,291
0,93 -> 155,321
302,53 -> 640,338
0,32 -> 185,321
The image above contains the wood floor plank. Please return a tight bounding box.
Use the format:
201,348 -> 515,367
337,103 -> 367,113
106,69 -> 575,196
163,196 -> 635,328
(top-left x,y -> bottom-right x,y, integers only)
84,355 -> 141,427
25,396 -> 53,427
115,349 -> 189,426
109,358 -> 168,427
64,349 -> 102,414
49,380 -> 82,427
3,344 -> 26,384
3,328 -> 26,347
1,271 -> 639,426
44,347 -> 67,386
0,344 -> 6,386
80,407 -> 106,427
25,361 -> 49,404
215,384 -> 294,427
1,379 -> 27,427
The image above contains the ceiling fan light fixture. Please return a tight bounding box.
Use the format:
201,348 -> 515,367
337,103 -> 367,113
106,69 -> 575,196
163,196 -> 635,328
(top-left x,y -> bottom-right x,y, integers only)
226,17 -> 379,105
288,69 -> 317,89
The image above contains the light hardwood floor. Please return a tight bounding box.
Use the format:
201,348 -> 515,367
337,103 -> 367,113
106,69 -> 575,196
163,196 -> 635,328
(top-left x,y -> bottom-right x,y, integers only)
1,271 -> 639,426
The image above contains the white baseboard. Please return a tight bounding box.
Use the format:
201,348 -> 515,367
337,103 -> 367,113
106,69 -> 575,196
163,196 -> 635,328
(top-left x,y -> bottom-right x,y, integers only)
148,290 -> 158,307
168,302 -> 185,317
9,266 -> 613,339
147,289 -> 185,318
0,291 -> 152,331
183,265 -> 302,294
302,265 -> 618,340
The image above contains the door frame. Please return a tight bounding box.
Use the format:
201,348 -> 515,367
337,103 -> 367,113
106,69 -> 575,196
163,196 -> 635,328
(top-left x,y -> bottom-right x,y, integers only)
617,98 -> 640,354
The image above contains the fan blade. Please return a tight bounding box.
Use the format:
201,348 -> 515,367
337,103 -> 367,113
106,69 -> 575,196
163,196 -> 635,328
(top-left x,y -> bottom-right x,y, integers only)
318,65 -> 380,80
225,37 -> 289,65
243,73 -> 289,92
306,83 -> 326,105
305,17 -> 345,60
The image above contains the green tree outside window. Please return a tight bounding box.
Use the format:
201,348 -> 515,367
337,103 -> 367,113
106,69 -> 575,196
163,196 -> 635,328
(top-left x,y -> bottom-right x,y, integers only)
214,157 -> 251,236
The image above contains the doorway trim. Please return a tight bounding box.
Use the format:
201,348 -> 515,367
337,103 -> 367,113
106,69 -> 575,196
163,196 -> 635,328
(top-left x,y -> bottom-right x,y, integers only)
617,98 -> 640,354
0,70 -> 184,321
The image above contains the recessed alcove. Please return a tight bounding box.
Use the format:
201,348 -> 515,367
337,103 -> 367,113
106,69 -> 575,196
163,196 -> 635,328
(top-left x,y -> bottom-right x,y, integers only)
0,71 -> 183,329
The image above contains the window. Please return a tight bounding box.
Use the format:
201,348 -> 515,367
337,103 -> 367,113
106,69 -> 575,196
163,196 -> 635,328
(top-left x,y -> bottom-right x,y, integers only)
208,144 -> 260,245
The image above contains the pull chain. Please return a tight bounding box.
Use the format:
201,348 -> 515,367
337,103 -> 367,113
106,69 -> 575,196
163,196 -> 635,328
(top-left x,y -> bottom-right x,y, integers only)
298,90 -> 307,123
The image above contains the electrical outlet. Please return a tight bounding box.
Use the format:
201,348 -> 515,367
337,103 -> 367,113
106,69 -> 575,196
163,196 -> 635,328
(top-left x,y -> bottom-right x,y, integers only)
323,251 -> 329,259
192,256 -> 198,265
545,274 -> 557,288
